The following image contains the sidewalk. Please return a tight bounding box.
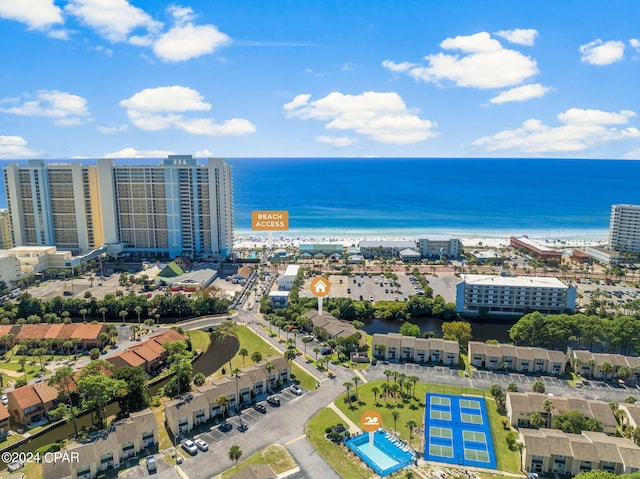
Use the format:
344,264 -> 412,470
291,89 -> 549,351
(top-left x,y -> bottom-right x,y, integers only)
325,401 -> 361,434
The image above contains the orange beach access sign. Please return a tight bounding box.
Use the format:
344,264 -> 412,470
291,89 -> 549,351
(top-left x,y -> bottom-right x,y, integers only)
360,410 -> 383,432
251,210 -> 289,231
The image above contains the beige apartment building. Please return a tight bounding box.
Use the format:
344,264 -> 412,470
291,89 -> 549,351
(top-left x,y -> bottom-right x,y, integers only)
371,333 -> 459,365
164,356 -> 290,437
2,156 -> 233,259
468,341 -> 568,375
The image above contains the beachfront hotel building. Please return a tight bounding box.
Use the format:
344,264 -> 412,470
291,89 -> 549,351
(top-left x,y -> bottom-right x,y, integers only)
510,236 -> 562,263
417,237 -> 462,260
3,156 -> 233,259
455,274 -> 576,315
608,204 -> 640,253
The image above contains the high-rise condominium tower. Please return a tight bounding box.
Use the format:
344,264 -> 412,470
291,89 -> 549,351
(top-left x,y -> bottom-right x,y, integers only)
3,156 -> 233,259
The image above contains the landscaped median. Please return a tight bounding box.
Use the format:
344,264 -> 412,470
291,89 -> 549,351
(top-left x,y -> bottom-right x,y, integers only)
305,381 -> 522,478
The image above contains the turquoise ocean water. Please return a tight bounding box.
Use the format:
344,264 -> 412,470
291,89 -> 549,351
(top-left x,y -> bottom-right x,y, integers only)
1,158 -> 639,240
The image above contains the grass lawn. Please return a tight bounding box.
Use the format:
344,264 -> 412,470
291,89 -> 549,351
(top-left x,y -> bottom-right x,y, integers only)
291,363 -> 316,391
189,329 -> 211,353
211,325 -> 278,377
220,444 -> 297,479
332,380 -> 521,475
305,407 -> 373,479
152,401 -> 173,451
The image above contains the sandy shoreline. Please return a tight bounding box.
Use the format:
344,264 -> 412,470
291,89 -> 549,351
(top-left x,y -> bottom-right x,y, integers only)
233,229 -> 609,250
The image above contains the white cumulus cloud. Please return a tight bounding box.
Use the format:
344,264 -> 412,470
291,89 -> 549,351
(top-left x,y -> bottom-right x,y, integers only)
120,86 -> 255,137
65,0 -> 162,42
97,124 -> 128,134
489,84 -> 553,104
0,90 -> 91,126
284,91 -> 438,145
0,0 -> 63,30
153,23 -> 231,62
495,28 -> 538,46
0,135 -> 43,158
630,39 -> 640,52
472,108 -> 640,154
195,149 -> 216,157
383,31 -> 538,89
104,147 -> 175,158
579,39 -> 625,65
315,136 -> 358,147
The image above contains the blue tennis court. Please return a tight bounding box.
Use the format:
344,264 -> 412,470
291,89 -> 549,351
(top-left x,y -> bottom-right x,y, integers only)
424,393 -> 497,469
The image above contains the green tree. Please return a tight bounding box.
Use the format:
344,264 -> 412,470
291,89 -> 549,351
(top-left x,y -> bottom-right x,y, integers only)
399,321 -> 420,337
406,419 -> 418,447
251,351 -> 263,363
530,412 -> 546,429
239,348 -> 248,366
228,444 -> 243,465
113,366 -> 150,415
77,370 -> 127,428
49,366 -> 79,437
392,410 -> 400,433
216,394 -> 230,418
553,410 -> 603,434
193,372 -> 206,387
532,380 -> 545,394
441,320 -> 472,353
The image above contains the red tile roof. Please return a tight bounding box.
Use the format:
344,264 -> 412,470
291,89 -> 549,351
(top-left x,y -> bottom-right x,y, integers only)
15,324 -> 49,340
72,324 -> 105,339
0,404 -> 10,422
151,329 -> 187,345
44,324 -> 65,339
8,383 -> 59,409
107,350 -> 147,369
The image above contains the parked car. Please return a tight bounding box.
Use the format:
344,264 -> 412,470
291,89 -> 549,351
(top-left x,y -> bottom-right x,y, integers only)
181,439 -> 198,455
218,422 -> 233,432
266,395 -> 281,406
253,402 -> 267,413
194,438 -> 208,451
290,384 -> 303,395
321,347 -> 332,355
146,456 -> 157,473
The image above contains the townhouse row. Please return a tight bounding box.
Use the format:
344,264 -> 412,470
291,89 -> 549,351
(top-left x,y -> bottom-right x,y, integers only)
164,356 -> 290,438
571,349 -> 640,384
44,409 -> 158,479
469,341 -> 568,376
371,333 -> 459,365
0,323 -> 107,351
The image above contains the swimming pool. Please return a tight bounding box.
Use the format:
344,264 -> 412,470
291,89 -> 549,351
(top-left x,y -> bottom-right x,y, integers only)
345,430 -> 415,477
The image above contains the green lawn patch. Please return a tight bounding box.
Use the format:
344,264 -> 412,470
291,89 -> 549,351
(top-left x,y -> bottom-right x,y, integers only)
220,444 -> 297,479
189,329 -> 211,353
291,363 -> 316,392
305,407 -> 373,479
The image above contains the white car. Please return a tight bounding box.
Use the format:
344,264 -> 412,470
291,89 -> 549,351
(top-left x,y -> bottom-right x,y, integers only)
194,438 -> 208,451
181,439 -> 198,455
290,384 -> 303,395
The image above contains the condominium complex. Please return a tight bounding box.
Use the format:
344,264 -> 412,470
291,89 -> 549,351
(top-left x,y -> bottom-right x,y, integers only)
0,209 -> 12,249
455,274 -> 576,315
608,204 -> 640,253
417,237 -> 462,260
2,156 -> 233,259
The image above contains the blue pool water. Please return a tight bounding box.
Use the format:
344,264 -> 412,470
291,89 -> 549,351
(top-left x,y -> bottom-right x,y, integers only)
345,430 -> 415,477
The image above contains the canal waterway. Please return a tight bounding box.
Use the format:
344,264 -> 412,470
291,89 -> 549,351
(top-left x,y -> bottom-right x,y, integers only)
361,317 -> 513,343
3,332 -> 238,459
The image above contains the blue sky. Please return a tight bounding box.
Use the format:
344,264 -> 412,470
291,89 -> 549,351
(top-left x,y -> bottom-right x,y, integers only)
1,0 -> 640,159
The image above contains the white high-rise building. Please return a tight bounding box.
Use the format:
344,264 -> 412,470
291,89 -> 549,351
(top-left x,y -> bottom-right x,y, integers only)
608,204 -> 640,253
3,156 -> 234,259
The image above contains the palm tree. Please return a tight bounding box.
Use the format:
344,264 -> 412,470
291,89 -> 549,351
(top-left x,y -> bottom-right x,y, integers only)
392,410 -> 400,434
352,375 -> 360,401
383,369 -> 393,385
135,306 -> 143,324
313,347 -> 320,362
232,368 -> 241,410
98,307 -> 107,323
79,308 -> 88,322
406,419 -> 418,447
372,386 -> 380,405
216,394 -> 230,419
542,399 -> 554,428
118,309 -> 128,323
228,445 -> 243,466
264,360 -> 275,392
251,351 -> 262,363
239,348 -> 248,366
343,381 -> 353,405
408,375 -> 419,398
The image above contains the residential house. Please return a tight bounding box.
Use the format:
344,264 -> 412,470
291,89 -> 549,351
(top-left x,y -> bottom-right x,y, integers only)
506,392 -> 618,434
371,333 -> 459,365
468,341 -> 567,375
306,311 -> 367,347
164,356 -> 289,438
43,408 -> 158,479
106,328 -> 187,373
520,428 -> 640,476
7,382 -> 60,425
